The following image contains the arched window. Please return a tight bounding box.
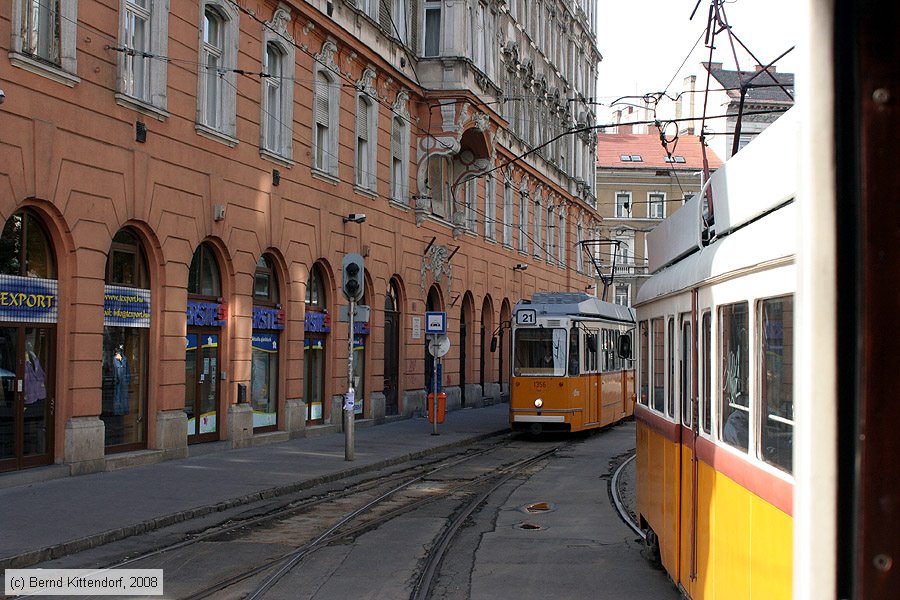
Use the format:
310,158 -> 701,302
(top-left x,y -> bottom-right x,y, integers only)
102,229 -> 150,452
252,255 -> 282,432
0,211 -> 56,278
304,264 -> 329,423
188,243 -> 221,298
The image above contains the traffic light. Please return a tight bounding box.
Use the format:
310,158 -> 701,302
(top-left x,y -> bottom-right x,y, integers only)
342,252 -> 364,302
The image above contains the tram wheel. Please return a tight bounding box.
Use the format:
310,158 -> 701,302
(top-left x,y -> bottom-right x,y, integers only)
529,423 -> 543,435
642,527 -> 662,568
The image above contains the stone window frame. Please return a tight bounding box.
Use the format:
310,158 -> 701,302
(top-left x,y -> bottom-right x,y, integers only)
354,68 -> 378,193
389,91 -> 411,206
260,7 -> 296,165
312,41 -> 341,179
196,0 -> 239,146
9,0 -> 80,87
115,0 -> 170,120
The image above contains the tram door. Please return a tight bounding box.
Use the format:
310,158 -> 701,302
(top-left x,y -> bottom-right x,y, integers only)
679,309 -> 700,596
0,326 -> 53,471
185,332 -> 220,442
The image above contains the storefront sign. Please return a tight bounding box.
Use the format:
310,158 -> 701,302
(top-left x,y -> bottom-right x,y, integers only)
0,274 -> 58,323
104,285 -> 150,328
304,310 -> 331,334
252,306 -> 285,331
303,338 -> 325,350
252,332 -> 278,352
187,300 -> 227,327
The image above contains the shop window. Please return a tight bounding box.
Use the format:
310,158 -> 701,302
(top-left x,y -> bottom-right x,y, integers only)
304,264 -> 329,422
251,255 -> 282,432
188,244 -> 221,298
102,229 -> 150,451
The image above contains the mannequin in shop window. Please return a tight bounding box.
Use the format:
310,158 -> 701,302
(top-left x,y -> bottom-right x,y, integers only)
23,341 -> 47,454
113,346 -> 131,416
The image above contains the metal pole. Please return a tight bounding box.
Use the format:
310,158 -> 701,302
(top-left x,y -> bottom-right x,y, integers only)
432,336 -> 439,436
345,297 -> 355,460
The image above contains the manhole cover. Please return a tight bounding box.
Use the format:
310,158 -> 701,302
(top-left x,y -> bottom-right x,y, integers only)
516,522 -> 543,530
524,501 -> 554,513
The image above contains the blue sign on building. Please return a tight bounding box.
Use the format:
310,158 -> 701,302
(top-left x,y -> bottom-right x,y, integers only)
0,274 -> 58,324
187,300 -> 227,327
304,310 -> 331,334
104,285 -> 151,328
252,306 -> 285,331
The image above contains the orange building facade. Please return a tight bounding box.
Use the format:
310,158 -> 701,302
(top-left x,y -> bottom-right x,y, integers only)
0,0 -> 602,474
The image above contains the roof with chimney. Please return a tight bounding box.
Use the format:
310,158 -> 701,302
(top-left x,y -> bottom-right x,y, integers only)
595,131 -> 722,170
703,62 -> 795,103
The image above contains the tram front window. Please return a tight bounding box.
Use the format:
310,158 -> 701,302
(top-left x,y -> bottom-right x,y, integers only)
514,328 -> 567,376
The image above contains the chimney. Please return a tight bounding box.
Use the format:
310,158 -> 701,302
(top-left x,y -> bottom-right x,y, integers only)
755,64 -> 776,73
619,123 -> 633,134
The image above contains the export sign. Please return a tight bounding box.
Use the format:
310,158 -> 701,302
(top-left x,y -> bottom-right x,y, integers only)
0,275 -> 58,324
104,285 -> 151,328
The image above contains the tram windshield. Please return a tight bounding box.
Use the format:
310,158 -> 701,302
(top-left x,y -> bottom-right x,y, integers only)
513,328 -> 567,376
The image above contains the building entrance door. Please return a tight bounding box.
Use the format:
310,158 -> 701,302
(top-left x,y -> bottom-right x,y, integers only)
0,326 -> 54,472
185,331 -> 220,443
384,309 -> 399,415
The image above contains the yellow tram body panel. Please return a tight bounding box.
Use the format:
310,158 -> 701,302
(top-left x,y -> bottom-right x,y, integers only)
637,416 -> 792,600
510,371 -> 634,432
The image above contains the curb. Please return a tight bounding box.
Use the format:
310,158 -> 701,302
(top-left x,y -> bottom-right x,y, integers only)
0,428 -> 510,570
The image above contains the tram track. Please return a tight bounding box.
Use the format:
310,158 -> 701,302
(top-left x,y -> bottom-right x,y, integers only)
133,437 -> 565,600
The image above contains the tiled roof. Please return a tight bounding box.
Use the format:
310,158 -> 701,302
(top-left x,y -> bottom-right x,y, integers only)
595,132 -> 722,170
704,62 -> 795,103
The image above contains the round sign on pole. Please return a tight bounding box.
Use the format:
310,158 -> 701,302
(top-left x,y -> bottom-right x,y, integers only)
428,334 -> 451,357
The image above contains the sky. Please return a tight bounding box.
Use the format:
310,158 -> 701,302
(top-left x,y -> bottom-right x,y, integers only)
594,0 -> 802,123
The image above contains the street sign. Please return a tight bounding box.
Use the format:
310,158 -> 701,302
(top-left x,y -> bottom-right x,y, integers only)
338,304 -> 371,322
427,334 -> 451,357
425,311 -> 446,334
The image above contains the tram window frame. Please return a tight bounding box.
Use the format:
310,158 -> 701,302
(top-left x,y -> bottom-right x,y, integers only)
651,318 -> 665,413
719,301 -> 750,452
667,317 -> 675,418
701,311 -> 712,434
680,316 -> 692,427
584,328 -> 599,373
639,321 -> 649,405
757,295 -> 793,473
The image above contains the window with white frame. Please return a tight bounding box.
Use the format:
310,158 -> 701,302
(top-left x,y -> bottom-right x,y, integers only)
615,192 -> 632,218
648,192 -> 666,219
464,178 -> 477,231
485,175 -> 496,241
198,2 -> 238,141
393,0 -> 409,44
614,284 -> 630,306
576,217 -> 584,273
358,0 -> 377,20
502,181 -> 513,246
427,155 -> 452,218
260,10 -> 295,161
390,113 -> 409,203
533,195 -> 542,258
518,189 -> 529,252
546,204 -> 555,263
614,236 -> 633,270
557,208 -> 566,266
10,0 -> 78,84
424,0 -> 441,57
471,2 -> 486,72
355,93 -> 377,191
313,43 -> 340,176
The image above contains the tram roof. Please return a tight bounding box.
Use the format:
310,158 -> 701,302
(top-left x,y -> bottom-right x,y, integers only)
647,107 -> 799,274
635,201 -> 796,304
515,292 -> 635,324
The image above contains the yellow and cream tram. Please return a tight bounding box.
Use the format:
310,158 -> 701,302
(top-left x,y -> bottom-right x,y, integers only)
633,110 -> 798,599
509,292 -> 636,434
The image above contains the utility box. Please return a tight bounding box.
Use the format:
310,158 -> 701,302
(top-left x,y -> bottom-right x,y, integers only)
427,392 -> 446,424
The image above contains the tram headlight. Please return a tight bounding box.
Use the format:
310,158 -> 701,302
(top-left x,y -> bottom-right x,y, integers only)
534,398 -> 544,409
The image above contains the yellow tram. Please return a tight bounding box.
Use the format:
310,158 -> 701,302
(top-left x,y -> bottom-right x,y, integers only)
509,292 -> 636,434
633,110 -> 797,599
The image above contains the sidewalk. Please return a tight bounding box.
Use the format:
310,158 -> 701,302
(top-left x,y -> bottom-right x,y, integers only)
0,404 -> 510,570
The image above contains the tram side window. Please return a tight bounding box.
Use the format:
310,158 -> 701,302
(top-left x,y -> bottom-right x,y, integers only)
651,318 -> 665,412
720,302 -> 750,452
584,330 -> 598,372
639,321 -> 649,405
701,312 -> 711,434
568,326 -> 580,376
681,319 -> 692,427
759,295 -> 793,473
667,318 -> 675,418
